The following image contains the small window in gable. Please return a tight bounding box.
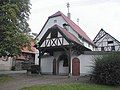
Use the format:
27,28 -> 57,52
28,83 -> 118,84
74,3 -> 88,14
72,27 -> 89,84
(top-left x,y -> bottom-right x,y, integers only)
54,20 -> 57,23
108,41 -> 113,44
51,30 -> 58,38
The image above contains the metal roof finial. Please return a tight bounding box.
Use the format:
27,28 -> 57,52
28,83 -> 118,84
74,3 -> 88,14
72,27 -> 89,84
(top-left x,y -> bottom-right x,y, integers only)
67,2 -> 71,19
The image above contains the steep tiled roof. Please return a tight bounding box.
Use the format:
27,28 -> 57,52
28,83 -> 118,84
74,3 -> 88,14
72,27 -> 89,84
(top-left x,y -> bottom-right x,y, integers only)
21,41 -> 36,54
52,25 -> 82,45
49,11 -> 94,45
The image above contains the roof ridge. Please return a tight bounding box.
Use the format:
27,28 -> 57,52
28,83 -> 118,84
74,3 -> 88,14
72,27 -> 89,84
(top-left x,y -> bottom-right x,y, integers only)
59,11 -> 93,44
49,11 -> 62,18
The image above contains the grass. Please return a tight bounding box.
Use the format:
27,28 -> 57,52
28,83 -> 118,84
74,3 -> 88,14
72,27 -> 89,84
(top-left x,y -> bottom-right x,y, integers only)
0,75 -> 12,84
21,83 -> 120,90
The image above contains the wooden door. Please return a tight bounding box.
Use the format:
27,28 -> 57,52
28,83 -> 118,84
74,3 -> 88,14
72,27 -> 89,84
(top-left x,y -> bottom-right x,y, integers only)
72,58 -> 80,76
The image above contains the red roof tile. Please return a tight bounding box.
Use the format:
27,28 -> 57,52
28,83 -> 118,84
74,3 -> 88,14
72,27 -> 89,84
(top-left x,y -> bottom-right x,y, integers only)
49,11 -> 94,45
22,41 -> 36,54
54,25 -> 82,45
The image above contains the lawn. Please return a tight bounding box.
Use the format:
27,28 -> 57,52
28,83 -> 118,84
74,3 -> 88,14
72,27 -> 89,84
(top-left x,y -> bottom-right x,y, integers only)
0,75 -> 12,84
21,83 -> 120,90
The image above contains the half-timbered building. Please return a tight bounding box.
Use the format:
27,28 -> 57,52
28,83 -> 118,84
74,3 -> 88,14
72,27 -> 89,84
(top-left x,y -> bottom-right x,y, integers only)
35,11 -> 96,76
93,29 -> 120,51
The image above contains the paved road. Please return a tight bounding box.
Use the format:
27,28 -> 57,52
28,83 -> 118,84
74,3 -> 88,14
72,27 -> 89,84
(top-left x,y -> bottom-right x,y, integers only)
0,74 -> 89,90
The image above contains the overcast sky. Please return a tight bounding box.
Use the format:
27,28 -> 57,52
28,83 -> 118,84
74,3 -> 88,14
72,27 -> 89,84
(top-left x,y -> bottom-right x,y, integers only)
29,0 -> 120,41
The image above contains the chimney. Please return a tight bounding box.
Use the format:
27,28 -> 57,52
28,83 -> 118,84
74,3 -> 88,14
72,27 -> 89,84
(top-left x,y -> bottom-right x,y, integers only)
67,2 -> 71,19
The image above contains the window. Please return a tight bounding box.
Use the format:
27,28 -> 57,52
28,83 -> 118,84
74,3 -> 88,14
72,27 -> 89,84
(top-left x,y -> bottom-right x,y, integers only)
51,30 -> 58,38
111,46 -> 115,51
63,59 -> 68,67
59,54 -> 68,67
54,20 -> 57,23
101,47 -> 104,51
108,41 -> 113,44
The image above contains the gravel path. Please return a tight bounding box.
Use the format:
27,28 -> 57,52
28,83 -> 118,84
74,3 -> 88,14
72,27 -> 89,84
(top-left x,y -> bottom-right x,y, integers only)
0,74 -> 89,90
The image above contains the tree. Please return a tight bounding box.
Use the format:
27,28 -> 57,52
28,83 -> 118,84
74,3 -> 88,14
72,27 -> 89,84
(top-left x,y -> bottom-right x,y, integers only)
91,52 -> 120,86
0,0 -> 31,56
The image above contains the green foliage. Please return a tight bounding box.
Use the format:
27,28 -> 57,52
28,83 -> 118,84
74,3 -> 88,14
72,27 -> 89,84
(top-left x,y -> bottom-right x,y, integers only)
0,0 -> 31,56
11,66 -> 15,71
0,75 -> 12,84
31,65 -> 39,74
91,52 -> 120,86
21,83 -> 120,90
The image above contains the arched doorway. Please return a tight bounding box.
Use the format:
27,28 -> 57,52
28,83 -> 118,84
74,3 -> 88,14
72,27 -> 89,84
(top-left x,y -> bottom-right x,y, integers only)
72,58 -> 80,76
57,54 -> 69,75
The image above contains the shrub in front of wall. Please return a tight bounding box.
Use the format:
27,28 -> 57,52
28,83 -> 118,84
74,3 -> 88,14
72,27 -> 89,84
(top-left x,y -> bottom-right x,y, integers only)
91,52 -> 120,86
31,65 -> 39,74
11,66 -> 15,71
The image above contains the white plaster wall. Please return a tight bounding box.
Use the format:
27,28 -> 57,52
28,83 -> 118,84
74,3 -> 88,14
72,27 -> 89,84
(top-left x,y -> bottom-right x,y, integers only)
77,55 -> 95,76
37,16 -> 66,41
41,56 -> 54,74
0,57 -> 13,70
84,41 -> 89,49
35,50 -> 39,65
35,50 -> 101,76
35,51 -> 69,75
59,60 -> 68,75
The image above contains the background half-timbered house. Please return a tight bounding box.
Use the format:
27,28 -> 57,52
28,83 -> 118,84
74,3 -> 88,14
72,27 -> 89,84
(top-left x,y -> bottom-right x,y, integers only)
93,29 -> 120,51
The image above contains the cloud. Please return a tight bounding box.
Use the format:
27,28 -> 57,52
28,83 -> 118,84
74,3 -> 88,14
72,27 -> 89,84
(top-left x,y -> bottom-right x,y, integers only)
29,0 -> 120,41
69,0 -> 120,6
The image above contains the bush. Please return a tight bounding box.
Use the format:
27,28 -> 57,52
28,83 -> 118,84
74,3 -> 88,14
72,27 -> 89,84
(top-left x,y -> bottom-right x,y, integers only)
91,52 -> 120,86
11,66 -> 15,71
31,65 -> 39,74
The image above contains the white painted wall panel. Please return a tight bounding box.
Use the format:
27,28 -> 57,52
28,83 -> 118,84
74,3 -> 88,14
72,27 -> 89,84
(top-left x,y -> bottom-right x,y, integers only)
0,57 -> 13,70
58,32 -> 62,37
41,41 -> 46,47
41,56 -> 54,74
63,38 -> 69,45
77,55 -> 94,76
59,61 -> 68,75
35,52 -> 39,65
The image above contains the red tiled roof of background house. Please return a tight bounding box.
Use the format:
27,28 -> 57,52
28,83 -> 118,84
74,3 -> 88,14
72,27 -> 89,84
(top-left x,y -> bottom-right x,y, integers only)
21,41 -> 36,54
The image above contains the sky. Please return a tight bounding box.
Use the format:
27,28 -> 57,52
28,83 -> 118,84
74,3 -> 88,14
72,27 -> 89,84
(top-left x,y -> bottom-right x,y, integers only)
29,0 -> 120,41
